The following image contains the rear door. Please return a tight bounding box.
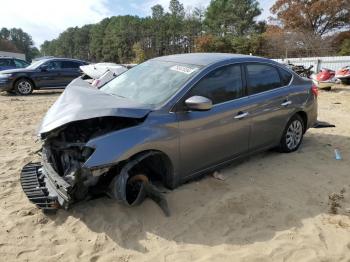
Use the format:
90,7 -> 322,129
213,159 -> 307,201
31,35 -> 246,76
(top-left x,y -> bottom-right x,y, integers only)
244,63 -> 294,151
176,64 -> 251,177
60,61 -> 83,85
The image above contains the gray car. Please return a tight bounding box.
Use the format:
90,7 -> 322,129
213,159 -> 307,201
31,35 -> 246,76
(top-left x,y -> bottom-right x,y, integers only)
20,53 -> 318,213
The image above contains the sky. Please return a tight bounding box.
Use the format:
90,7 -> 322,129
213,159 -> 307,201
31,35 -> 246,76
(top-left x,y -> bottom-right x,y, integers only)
0,0 -> 274,48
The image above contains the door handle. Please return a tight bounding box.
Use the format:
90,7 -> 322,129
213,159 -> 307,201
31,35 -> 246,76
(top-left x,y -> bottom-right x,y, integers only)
281,100 -> 292,106
234,112 -> 249,119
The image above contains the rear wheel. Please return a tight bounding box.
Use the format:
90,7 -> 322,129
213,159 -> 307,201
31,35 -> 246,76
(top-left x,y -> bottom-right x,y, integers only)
340,79 -> 350,85
279,114 -> 304,153
14,79 -> 33,95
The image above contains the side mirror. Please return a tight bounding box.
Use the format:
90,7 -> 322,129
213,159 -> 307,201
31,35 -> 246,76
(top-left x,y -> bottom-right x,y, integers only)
185,96 -> 213,111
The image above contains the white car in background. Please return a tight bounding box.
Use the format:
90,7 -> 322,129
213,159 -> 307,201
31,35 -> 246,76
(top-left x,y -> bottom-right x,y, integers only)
80,63 -> 130,88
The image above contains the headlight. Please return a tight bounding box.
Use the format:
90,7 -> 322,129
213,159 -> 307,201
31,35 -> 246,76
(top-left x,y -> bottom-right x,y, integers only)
0,73 -> 12,78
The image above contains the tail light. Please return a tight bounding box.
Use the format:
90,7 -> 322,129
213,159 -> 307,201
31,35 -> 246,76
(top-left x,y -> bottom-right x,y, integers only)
311,84 -> 318,97
92,79 -> 100,88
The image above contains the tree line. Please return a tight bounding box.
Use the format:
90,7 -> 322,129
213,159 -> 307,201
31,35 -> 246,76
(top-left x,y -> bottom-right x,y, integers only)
0,28 -> 39,61
2,0 -> 350,63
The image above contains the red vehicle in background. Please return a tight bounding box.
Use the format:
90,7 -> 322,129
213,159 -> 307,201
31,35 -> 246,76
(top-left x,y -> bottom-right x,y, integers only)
335,66 -> 350,85
311,68 -> 338,90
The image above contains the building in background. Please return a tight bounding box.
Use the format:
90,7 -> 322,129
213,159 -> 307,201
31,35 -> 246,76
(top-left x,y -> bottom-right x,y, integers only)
0,51 -> 26,60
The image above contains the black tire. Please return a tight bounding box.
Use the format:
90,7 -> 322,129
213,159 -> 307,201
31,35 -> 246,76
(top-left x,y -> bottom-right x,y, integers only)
321,86 -> 332,91
14,78 -> 33,95
109,170 -> 147,206
279,114 -> 305,153
340,79 -> 350,85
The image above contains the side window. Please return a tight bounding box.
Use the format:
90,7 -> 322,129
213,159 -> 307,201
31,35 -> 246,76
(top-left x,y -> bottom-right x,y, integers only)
45,61 -> 62,70
0,59 -> 10,66
278,68 -> 293,86
188,64 -> 244,105
246,64 -> 281,95
14,59 -> 29,68
62,61 -> 80,69
0,59 -> 14,66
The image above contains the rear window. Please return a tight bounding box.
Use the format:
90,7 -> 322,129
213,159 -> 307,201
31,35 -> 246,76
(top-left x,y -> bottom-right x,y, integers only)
14,59 -> 29,68
246,64 -> 282,95
278,68 -> 293,86
61,61 -> 81,69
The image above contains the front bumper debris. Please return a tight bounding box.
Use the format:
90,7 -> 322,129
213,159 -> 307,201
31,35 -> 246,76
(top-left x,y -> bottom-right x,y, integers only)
20,162 -> 60,211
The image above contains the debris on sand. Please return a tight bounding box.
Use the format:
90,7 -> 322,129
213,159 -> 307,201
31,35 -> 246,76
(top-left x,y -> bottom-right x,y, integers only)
334,149 -> 342,160
212,171 -> 226,181
328,189 -> 345,214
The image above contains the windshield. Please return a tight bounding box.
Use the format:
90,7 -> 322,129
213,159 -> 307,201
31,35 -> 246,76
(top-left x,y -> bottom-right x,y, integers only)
100,60 -> 201,106
27,60 -> 47,69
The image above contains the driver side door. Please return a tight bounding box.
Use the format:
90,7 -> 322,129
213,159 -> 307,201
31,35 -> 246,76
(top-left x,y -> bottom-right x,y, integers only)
35,61 -> 64,87
176,64 -> 251,178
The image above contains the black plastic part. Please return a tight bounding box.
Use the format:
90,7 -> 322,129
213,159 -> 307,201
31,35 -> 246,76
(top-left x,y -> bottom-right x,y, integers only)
108,152 -> 171,216
313,120 -> 336,128
20,162 -> 59,211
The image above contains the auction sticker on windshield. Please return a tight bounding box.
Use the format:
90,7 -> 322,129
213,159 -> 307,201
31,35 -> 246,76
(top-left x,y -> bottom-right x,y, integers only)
170,65 -> 199,75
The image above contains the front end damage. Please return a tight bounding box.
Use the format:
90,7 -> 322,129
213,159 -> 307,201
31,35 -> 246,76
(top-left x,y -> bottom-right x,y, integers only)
21,116 -> 143,211
21,84 -> 171,215
21,116 -> 170,215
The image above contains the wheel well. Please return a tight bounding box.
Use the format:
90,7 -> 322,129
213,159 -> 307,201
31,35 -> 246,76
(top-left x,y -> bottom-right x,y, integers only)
13,77 -> 36,89
295,111 -> 308,132
108,150 -> 174,189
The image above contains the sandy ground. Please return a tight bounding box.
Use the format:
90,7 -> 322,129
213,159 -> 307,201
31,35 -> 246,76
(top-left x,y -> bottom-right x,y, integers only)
0,87 -> 350,262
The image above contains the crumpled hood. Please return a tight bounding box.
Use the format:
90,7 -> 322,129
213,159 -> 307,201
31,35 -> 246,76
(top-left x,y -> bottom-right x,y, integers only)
38,78 -> 152,135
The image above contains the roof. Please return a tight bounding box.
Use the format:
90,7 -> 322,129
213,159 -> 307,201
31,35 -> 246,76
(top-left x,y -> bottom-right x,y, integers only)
37,57 -> 87,63
152,53 -> 273,66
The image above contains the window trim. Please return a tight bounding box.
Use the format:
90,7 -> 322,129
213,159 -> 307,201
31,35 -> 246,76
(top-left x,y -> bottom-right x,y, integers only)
173,63 -> 247,112
171,61 -> 294,113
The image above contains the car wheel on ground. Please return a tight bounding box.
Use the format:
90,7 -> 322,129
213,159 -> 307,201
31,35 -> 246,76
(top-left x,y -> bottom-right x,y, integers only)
340,79 -> 350,85
14,79 -> 34,95
279,114 -> 304,153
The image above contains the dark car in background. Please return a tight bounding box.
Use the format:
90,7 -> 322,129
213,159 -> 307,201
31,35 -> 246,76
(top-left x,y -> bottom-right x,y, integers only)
0,56 -> 30,71
0,57 -> 88,95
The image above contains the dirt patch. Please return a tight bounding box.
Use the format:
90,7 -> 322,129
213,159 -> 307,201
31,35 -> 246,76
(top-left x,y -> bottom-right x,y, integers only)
1,87 -> 350,261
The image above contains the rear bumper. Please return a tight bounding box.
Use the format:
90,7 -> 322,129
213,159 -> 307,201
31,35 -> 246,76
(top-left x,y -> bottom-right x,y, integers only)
21,159 -> 73,211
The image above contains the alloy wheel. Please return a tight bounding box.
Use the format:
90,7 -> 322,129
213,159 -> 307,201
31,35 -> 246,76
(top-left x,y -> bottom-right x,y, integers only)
286,120 -> 303,150
17,81 -> 32,94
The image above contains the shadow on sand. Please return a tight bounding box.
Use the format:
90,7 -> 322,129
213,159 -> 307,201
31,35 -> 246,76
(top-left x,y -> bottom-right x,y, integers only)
49,130 -> 350,252
1,89 -> 63,97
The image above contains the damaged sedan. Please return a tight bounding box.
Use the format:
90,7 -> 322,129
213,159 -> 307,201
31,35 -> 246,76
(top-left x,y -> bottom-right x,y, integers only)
21,53 -> 318,214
